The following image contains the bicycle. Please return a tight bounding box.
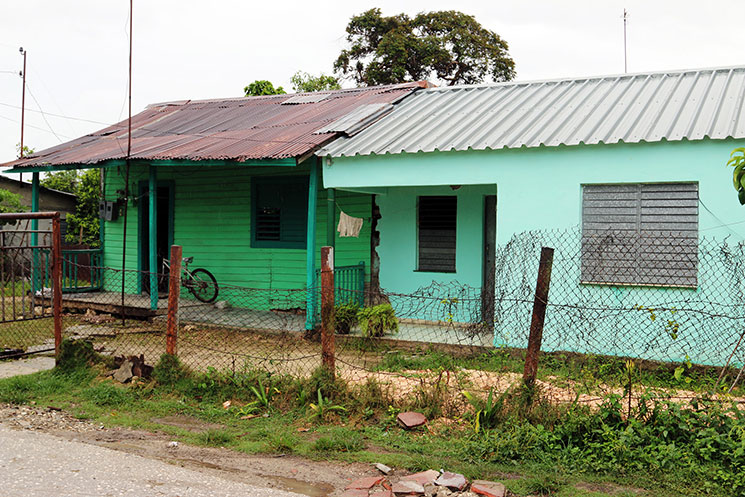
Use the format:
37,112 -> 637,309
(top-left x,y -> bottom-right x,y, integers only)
162,256 -> 219,303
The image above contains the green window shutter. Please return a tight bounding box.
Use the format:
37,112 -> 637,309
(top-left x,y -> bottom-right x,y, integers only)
252,176 -> 309,249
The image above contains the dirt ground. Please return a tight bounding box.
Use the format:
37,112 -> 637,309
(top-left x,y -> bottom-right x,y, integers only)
0,403 -> 377,497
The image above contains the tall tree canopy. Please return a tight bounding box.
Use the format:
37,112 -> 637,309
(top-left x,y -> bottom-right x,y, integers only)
334,9 -> 516,86
244,80 -> 286,96
290,71 -> 341,93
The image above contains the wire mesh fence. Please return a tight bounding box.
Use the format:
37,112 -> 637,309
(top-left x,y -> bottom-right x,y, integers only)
5,225 -> 745,408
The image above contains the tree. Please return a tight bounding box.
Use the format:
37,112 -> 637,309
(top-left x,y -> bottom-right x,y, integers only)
40,169 -> 79,193
41,169 -> 100,245
65,169 -> 100,246
0,189 -> 25,224
290,71 -> 341,92
244,80 -> 286,96
15,143 -> 34,158
334,8 -> 516,86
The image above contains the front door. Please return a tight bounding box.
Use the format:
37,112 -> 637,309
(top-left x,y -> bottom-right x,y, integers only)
138,182 -> 174,294
481,195 -> 496,324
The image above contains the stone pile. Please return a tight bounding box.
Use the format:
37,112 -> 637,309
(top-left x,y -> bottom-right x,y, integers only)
342,470 -> 507,497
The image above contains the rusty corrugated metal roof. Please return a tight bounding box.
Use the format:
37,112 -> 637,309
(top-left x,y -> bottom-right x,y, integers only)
3,82 -> 424,169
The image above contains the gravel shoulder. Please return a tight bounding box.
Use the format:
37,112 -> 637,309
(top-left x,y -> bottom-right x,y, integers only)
0,404 -> 376,497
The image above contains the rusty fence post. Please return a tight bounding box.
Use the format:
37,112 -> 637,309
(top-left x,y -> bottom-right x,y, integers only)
166,245 -> 182,356
51,213 -> 62,360
523,246 -> 554,387
320,246 -> 335,377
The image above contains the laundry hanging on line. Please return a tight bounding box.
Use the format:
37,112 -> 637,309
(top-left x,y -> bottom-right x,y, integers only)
337,211 -> 364,237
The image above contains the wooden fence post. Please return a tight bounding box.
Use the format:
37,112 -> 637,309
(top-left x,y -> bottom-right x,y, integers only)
523,246 -> 554,387
320,246 -> 335,377
166,245 -> 182,356
52,213 -> 62,360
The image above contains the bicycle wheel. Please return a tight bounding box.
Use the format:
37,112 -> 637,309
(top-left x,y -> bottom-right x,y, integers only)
188,268 -> 219,303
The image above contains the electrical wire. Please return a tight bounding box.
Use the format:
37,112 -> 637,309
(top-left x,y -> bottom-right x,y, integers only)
0,112 -> 71,138
0,101 -> 110,125
24,82 -> 62,142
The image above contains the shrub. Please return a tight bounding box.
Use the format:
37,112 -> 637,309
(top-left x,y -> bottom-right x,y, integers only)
334,303 -> 360,334
357,304 -> 398,337
152,353 -> 189,386
56,339 -> 111,373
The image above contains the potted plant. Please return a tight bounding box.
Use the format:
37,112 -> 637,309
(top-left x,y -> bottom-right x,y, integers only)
334,303 -> 360,334
357,303 -> 398,338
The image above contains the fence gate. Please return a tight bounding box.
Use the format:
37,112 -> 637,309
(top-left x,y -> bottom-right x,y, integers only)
0,212 -> 62,360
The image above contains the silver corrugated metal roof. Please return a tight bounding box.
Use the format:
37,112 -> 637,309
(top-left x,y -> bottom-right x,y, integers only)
320,66 -> 745,157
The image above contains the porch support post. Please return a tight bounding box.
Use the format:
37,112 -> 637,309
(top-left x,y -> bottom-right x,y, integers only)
305,160 -> 319,330
31,172 -> 40,293
326,188 -> 335,249
148,166 -> 158,311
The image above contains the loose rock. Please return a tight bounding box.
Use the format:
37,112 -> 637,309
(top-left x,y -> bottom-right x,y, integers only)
375,463 -> 392,475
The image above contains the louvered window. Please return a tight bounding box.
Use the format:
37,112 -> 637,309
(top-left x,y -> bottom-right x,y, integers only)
417,196 -> 457,273
581,183 -> 698,287
251,176 -> 309,249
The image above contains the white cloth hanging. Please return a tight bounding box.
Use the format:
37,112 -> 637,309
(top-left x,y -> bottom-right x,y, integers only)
337,211 -> 363,237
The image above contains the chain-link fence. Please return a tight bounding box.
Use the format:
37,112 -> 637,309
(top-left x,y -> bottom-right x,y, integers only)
6,226 -> 745,408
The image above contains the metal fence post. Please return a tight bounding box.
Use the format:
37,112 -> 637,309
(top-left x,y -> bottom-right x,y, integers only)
523,246 -> 554,387
321,246 -> 335,377
166,245 -> 182,356
51,213 -> 62,360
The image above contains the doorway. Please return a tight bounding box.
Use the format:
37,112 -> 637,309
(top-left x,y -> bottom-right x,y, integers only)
138,181 -> 174,294
481,195 -> 496,324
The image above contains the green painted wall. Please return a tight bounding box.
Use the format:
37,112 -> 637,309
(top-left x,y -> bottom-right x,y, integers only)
323,139 -> 745,365
101,161 -> 371,308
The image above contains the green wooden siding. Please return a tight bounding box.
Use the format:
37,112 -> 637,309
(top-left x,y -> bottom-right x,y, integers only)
101,161 -> 371,305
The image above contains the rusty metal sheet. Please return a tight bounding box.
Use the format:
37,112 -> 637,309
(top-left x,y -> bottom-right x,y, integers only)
3,82 -> 424,169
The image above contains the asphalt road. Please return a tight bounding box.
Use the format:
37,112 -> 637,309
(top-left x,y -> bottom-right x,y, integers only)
0,424 -> 303,497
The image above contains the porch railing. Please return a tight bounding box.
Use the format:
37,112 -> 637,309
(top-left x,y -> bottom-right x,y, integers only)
315,261 -> 365,307
61,248 -> 103,293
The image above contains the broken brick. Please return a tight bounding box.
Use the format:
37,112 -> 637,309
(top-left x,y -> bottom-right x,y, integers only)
396,411 -> 427,429
471,480 -> 506,497
435,472 -> 467,491
401,470 -> 440,487
346,476 -> 385,490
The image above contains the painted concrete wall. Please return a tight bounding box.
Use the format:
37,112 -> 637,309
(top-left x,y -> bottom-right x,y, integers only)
324,139 -> 745,365
375,185 -> 496,294
101,161 -> 372,309
324,139 -> 745,245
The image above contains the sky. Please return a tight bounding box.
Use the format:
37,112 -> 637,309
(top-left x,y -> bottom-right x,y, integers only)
0,0 -> 743,165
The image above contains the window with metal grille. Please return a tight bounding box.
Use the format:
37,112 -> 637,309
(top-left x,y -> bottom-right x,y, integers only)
417,196 -> 457,273
251,176 -> 309,249
581,183 -> 698,287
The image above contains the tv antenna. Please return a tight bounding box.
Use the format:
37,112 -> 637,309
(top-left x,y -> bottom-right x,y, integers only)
623,8 -> 629,73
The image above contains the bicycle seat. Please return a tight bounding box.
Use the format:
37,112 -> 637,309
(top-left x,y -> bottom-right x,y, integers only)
182,256 -> 194,264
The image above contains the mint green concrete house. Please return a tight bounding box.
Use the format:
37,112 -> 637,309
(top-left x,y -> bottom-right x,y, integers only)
2,83 -> 424,327
319,67 -> 745,365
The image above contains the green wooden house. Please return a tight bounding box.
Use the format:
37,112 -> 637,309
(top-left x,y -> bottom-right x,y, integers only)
2,83 -> 425,328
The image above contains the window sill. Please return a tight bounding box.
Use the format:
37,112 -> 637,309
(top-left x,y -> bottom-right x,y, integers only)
579,280 -> 698,290
414,269 -> 457,274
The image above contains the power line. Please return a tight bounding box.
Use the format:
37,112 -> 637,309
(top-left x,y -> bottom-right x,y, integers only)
0,101 -> 110,125
0,112 -> 71,138
24,82 -> 62,142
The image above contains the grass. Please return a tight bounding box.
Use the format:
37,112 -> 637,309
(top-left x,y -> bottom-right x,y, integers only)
0,353 -> 742,497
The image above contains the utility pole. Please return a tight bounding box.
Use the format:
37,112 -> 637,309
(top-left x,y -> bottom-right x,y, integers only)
623,9 -> 628,74
19,47 -> 26,183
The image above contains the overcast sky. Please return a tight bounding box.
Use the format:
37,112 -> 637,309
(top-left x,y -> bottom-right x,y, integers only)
0,0 -> 743,165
